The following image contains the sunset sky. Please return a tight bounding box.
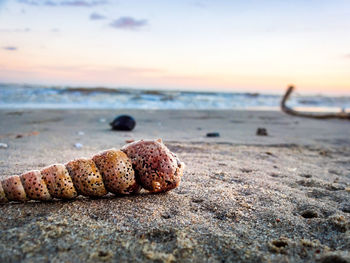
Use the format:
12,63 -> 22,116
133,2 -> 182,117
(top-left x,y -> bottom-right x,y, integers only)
0,0 -> 349,94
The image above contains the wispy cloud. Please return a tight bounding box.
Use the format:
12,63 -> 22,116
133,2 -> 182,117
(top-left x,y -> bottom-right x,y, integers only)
344,54 -> 350,59
61,1 -> 107,7
109,17 -> 147,30
18,0 -> 108,7
193,1 -> 206,8
0,28 -> 30,33
3,46 -> 18,51
90,12 -> 106,20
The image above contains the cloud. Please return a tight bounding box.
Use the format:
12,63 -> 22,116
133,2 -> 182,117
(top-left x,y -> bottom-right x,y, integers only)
18,0 -> 108,7
90,12 -> 106,20
109,17 -> 147,30
0,28 -> 30,33
61,1 -> 107,7
344,54 -> 350,59
3,46 -> 18,51
193,1 -> 206,8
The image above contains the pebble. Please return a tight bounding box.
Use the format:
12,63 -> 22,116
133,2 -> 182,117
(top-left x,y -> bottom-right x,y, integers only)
256,128 -> 268,136
99,118 -> 106,123
110,115 -> 136,131
0,143 -> 8,149
206,132 -> 220,137
74,143 -> 83,149
77,131 -> 85,136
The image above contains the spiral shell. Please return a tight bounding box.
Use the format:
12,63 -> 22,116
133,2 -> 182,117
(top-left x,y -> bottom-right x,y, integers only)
0,139 -> 184,203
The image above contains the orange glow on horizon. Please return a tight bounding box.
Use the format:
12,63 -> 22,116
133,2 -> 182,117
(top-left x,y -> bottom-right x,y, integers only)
1,51 -> 349,95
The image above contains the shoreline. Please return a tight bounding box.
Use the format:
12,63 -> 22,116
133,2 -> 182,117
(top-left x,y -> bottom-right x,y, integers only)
2,83 -> 350,111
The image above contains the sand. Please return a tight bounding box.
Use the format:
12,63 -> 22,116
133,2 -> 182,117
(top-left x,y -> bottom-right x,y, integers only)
0,109 -> 349,263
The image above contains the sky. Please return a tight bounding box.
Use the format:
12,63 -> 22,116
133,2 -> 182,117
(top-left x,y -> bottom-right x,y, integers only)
0,0 -> 349,94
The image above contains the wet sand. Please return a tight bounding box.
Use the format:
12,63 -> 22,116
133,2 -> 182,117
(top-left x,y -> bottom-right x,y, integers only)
0,109 -> 349,263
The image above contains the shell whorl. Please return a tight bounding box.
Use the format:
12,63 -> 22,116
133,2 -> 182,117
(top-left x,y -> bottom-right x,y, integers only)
0,139 -> 184,203
121,139 -> 185,193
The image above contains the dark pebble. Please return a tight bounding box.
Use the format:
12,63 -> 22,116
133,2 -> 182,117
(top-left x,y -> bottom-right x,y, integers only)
110,115 -> 136,131
206,132 -> 220,137
256,128 -> 268,136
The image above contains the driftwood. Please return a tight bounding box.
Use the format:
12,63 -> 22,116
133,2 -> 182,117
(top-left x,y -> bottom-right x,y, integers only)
281,86 -> 350,120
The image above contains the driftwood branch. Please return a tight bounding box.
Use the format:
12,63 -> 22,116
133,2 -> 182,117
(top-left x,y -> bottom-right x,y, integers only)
281,86 -> 350,120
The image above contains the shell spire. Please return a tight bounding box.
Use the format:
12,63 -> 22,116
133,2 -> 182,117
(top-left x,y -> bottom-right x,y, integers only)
0,139 -> 184,203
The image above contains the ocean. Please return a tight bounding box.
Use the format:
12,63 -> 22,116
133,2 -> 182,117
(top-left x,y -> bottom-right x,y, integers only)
0,83 -> 349,111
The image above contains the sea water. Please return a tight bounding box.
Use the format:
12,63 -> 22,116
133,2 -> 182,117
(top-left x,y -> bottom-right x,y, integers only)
0,83 -> 349,111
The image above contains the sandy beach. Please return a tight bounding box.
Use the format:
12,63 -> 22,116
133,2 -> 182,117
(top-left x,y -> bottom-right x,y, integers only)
0,109 -> 349,263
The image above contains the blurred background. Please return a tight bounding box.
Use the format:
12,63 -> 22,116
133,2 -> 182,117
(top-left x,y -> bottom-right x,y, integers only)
0,0 -> 349,110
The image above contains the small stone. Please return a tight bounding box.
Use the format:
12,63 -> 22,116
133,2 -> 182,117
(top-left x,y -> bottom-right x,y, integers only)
99,118 -> 106,123
206,132 -> 220,137
74,143 -> 83,149
110,115 -> 136,131
77,131 -> 85,136
256,128 -> 268,136
0,143 -> 8,149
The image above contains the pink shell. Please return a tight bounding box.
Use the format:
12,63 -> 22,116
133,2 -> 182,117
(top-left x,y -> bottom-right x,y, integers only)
121,139 -> 184,193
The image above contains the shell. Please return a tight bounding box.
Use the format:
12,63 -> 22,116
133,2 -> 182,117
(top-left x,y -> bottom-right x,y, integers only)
2,175 -> 27,202
0,139 -> 185,202
92,149 -> 141,195
65,158 -> 107,197
0,181 -> 8,203
41,164 -> 78,199
20,170 -> 51,201
121,139 -> 185,193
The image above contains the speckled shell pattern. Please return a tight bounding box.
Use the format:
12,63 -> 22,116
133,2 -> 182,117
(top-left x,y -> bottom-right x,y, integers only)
0,139 -> 184,203
121,139 -> 185,193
